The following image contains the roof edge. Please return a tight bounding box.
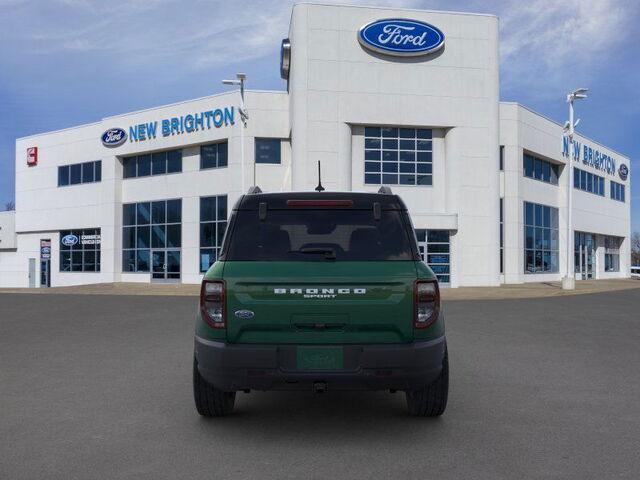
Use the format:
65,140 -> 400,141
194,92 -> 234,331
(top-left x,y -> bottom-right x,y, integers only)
16,89 -> 287,142
500,101 -> 630,161
292,2 -> 499,19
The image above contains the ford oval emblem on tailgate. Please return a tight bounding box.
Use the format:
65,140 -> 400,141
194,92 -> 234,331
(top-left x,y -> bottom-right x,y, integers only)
234,310 -> 255,319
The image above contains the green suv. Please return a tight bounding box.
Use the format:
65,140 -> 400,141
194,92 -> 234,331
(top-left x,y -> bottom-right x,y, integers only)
193,188 -> 448,416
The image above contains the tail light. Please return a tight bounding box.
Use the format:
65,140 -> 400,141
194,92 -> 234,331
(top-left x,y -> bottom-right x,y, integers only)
200,280 -> 226,328
414,279 -> 440,329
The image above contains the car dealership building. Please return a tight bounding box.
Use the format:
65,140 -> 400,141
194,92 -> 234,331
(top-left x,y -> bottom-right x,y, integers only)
0,3 -> 631,288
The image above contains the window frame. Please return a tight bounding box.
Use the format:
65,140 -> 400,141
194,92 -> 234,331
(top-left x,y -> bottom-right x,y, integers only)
364,126 -> 433,187
122,149 -> 183,179
59,228 -> 101,272
522,152 -> 559,185
58,160 -> 101,187
523,201 -> 559,274
610,180 -> 625,202
199,195 -> 228,272
574,167 -> 605,196
122,199 -> 182,273
200,141 -> 229,170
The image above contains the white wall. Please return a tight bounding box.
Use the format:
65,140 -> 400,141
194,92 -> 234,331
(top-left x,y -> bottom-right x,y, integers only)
289,4 -> 501,287
0,211 -> 16,250
3,91 -> 289,287
500,102 -> 631,283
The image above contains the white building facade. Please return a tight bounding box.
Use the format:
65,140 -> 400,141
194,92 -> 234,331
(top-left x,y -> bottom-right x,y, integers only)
0,3 -> 631,288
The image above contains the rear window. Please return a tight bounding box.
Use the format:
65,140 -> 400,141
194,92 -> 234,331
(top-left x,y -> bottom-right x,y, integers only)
225,209 -> 415,261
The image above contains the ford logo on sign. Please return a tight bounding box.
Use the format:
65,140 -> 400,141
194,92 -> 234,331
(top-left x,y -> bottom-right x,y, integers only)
101,128 -> 127,147
619,164 -> 629,181
358,18 -> 445,57
61,234 -> 79,247
234,310 -> 255,319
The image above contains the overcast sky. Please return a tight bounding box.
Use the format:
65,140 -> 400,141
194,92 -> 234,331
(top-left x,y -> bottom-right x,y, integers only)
0,0 -> 638,229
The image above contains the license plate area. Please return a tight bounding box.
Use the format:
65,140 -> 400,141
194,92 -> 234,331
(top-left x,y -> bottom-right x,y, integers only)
296,346 -> 344,371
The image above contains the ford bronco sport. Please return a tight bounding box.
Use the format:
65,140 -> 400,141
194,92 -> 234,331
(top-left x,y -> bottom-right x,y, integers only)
193,188 -> 448,416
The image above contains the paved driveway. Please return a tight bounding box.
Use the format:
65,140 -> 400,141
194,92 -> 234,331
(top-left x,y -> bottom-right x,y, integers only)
1,290 -> 639,479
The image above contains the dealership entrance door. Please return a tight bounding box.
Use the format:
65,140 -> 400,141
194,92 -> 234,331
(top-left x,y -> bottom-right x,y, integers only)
151,250 -> 181,282
416,229 -> 451,285
575,232 -> 595,280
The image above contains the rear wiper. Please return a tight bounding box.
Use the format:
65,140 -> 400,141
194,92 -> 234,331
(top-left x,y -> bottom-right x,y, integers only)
290,247 -> 337,260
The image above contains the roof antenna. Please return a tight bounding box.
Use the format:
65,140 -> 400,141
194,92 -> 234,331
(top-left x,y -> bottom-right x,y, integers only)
315,161 -> 325,192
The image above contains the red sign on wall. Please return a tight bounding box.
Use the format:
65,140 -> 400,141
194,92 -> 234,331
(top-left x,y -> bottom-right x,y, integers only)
27,147 -> 38,166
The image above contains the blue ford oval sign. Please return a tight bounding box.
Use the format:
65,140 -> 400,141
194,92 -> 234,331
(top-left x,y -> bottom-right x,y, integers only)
358,18 -> 445,57
234,310 -> 255,319
61,234 -> 79,247
619,164 -> 628,181
101,128 -> 127,147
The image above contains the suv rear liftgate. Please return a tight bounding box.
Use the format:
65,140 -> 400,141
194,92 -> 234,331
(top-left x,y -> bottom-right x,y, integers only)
194,187 -> 448,417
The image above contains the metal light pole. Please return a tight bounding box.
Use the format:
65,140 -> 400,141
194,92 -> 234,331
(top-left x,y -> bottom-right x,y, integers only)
222,73 -> 249,192
562,87 -> 588,290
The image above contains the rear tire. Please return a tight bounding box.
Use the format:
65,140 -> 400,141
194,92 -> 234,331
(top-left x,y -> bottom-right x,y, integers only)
193,357 -> 236,417
405,347 -> 449,417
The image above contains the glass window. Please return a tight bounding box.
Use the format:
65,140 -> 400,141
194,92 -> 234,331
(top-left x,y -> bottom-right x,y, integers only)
122,199 -> 181,273
574,167 -> 605,197
123,149 -> 181,178
151,202 -> 164,225
255,138 -> 282,164
200,195 -> 228,272
59,228 -> 101,272
152,152 -> 166,175
82,162 -> 94,183
167,149 -> 182,173
70,164 -> 82,185
123,157 -> 136,178
58,160 -> 102,187
166,199 -> 181,224
610,180 -> 625,202
604,236 -> 621,272
523,201 -> 559,273
226,210 -> 415,262
416,229 -> 451,284
137,202 -> 151,225
523,153 -> 558,185
166,225 -> 181,248
364,127 -> 432,186
123,204 -> 136,226
201,142 -> 228,170
137,154 -> 151,177
58,165 -> 70,187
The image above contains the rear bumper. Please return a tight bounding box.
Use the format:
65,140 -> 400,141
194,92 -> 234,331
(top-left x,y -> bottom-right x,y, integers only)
194,335 -> 446,392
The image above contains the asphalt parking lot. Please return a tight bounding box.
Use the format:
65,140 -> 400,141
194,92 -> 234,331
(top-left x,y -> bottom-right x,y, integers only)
1,289 -> 639,479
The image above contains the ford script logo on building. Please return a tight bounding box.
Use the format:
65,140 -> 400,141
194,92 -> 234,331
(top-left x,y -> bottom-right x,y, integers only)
619,164 -> 629,181
61,234 -> 79,247
358,18 -> 445,57
234,310 -> 255,319
101,128 -> 127,147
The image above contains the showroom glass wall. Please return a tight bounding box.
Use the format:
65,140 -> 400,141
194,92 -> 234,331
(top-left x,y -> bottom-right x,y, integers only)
200,195 -> 228,272
59,228 -> 101,272
123,199 -> 182,280
415,229 -> 450,284
524,201 -> 559,274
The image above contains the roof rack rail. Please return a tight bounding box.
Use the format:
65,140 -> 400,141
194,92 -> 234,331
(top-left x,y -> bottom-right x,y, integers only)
377,186 -> 393,195
247,186 -> 262,194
